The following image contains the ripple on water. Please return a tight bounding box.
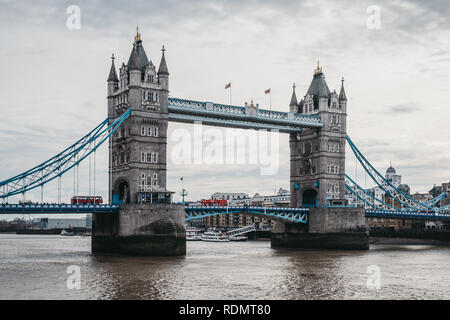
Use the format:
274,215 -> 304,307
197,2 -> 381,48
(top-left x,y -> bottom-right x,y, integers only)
0,235 -> 450,299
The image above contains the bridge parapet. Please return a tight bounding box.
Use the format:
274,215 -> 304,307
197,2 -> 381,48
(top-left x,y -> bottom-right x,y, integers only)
168,97 -> 322,129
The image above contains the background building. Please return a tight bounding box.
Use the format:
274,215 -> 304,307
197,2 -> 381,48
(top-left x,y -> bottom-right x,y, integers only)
30,216 -> 92,230
198,188 -> 290,230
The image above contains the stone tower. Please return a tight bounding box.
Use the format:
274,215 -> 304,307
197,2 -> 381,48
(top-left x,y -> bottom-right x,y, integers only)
289,63 -> 347,208
93,30 -> 185,256
272,64 -> 367,250
107,29 -> 172,205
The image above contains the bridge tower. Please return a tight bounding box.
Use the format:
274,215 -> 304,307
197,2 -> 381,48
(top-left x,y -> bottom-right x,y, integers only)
92,29 -> 185,256
290,64 -> 347,208
272,64 -> 368,250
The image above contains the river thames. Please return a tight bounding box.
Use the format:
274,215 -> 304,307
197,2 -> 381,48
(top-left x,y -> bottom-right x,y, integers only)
1,234 -> 449,300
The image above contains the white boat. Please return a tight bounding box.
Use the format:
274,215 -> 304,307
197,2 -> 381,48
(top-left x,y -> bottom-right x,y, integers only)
186,226 -> 202,241
61,229 -> 75,236
201,228 -> 230,242
229,235 -> 248,241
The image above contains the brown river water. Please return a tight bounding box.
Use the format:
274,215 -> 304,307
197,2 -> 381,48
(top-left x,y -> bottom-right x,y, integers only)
0,234 -> 449,300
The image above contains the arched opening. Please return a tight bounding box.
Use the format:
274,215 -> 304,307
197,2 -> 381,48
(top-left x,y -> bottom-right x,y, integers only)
302,189 -> 318,208
113,180 -> 130,204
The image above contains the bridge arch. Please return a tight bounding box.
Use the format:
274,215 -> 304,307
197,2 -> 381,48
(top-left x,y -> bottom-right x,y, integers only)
113,179 -> 130,204
184,206 -> 308,224
302,189 -> 318,208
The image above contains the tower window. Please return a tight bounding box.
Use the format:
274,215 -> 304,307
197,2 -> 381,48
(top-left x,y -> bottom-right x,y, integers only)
147,127 -> 153,136
154,127 -> 159,137
141,126 -> 146,136
150,152 -> 158,163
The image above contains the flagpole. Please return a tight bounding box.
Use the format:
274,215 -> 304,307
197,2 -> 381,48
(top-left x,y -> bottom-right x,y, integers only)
270,92 -> 272,110
230,85 -> 232,105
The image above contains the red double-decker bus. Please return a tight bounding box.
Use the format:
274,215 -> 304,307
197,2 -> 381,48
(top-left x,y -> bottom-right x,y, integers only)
201,199 -> 228,206
71,196 -> 103,205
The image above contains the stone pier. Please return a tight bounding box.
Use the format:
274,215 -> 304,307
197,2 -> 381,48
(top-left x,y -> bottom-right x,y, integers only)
271,207 -> 369,250
92,203 -> 186,256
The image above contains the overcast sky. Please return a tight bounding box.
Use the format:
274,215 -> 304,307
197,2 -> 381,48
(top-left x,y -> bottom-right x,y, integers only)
0,0 -> 449,205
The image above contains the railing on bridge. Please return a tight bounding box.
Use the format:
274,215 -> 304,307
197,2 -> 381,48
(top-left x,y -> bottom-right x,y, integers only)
0,203 -> 119,214
227,225 -> 256,237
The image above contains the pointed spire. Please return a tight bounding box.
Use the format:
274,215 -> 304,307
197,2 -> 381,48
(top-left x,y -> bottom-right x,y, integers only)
339,76 -> 347,101
157,45 -> 169,75
319,82 -> 328,98
107,53 -> 118,82
127,44 -> 141,70
289,83 -> 298,106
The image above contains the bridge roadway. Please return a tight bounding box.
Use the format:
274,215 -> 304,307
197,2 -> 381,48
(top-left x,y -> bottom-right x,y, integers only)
1,204 -> 449,222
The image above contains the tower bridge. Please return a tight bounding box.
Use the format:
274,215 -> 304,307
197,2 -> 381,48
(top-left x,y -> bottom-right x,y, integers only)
1,30 -> 449,255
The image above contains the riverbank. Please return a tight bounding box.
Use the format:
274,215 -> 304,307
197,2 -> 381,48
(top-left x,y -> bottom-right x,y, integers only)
370,237 -> 450,246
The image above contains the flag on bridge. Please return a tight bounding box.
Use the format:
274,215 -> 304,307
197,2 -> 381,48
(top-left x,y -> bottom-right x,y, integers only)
265,88 -> 272,109
225,82 -> 232,104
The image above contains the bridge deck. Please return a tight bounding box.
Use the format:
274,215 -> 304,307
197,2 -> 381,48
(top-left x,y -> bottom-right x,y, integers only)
168,97 -> 323,132
0,204 -> 119,214
1,204 -> 449,222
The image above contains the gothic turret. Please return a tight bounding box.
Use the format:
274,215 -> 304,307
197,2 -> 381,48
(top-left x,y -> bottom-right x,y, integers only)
158,46 -> 169,75
289,83 -> 298,113
339,77 -> 347,101
305,62 -> 331,111
107,54 -> 119,83
339,77 -> 347,112
158,46 -> 169,89
107,54 -> 118,118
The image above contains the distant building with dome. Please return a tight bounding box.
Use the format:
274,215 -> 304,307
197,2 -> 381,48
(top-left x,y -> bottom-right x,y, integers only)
346,164 -> 410,209
346,164 -> 413,230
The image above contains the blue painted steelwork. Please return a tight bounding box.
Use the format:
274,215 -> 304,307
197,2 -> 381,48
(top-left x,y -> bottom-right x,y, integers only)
168,97 -> 322,132
185,206 -> 309,223
1,203 -> 449,221
425,192 -> 447,206
365,209 -> 450,221
0,203 -> 119,214
0,109 -> 131,199
168,113 -> 305,133
438,204 -> 450,213
346,135 -> 434,211
345,174 -> 396,210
